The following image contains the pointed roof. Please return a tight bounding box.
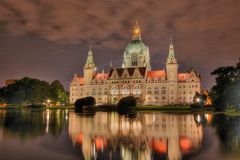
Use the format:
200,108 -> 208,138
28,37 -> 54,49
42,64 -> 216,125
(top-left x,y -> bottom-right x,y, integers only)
168,36 -> 176,59
109,67 -> 146,78
84,46 -> 95,68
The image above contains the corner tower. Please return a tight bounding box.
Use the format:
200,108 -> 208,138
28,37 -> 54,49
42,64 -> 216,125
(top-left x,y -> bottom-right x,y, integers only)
84,47 -> 96,84
166,37 -> 178,104
122,22 -> 151,70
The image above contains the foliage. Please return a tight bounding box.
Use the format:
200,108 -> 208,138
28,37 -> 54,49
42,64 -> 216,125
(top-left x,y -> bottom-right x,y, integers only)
74,96 -> 96,108
225,105 -> 238,113
210,59 -> 240,111
118,96 -> 137,109
0,77 -> 68,106
49,80 -> 68,104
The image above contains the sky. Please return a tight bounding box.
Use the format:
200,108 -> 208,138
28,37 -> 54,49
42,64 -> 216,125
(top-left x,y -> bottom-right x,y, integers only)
0,0 -> 239,90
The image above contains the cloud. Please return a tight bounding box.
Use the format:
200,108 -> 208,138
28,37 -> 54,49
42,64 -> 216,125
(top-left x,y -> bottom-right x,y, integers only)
0,0 -> 240,89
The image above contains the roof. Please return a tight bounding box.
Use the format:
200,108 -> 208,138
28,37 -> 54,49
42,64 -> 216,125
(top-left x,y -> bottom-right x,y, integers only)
94,73 -> 109,80
147,70 -> 166,79
72,75 -> 84,85
109,67 -> 146,78
178,73 -> 189,81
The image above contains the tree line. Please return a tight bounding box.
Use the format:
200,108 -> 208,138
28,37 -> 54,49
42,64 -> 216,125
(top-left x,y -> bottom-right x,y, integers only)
0,77 -> 68,106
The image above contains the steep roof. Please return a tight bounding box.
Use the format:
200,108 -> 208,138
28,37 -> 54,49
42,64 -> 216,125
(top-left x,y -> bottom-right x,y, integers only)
94,73 -> 109,80
178,73 -> 189,81
109,67 -> 146,78
147,70 -> 166,78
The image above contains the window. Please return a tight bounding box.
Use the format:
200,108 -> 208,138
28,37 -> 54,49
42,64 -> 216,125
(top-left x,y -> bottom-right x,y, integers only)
154,87 -> 158,94
147,87 -> 152,94
98,88 -> 101,95
122,85 -> 130,95
92,89 -> 96,95
133,86 -> 142,95
111,86 -> 119,95
103,88 -> 107,95
162,96 -> 166,100
162,90 -> 166,94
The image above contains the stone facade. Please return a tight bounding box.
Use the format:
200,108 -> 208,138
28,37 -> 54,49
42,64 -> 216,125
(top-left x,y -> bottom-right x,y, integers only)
70,23 -> 201,105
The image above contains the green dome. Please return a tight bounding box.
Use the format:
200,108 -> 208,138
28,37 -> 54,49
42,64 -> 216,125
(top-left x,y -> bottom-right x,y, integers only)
125,40 -> 147,55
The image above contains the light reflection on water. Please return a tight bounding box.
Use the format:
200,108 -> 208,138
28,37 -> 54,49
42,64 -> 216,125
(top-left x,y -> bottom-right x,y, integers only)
68,112 -> 206,160
0,109 -> 239,160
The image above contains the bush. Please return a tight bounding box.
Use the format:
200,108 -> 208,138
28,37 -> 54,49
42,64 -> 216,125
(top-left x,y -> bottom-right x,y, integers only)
74,96 -> 96,109
118,96 -> 137,110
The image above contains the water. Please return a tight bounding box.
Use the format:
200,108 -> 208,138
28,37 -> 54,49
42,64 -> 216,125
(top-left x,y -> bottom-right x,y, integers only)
0,109 -> 239,160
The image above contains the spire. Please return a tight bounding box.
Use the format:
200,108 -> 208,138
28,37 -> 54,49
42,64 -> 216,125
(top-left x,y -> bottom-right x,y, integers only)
132,21 -> 142,40
84,46 -> 95,68
168,36 -> 175,59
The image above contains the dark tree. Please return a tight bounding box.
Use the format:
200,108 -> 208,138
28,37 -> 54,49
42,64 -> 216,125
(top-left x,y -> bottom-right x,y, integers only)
49,80 -> 68,104
210,59 -> 240,111
118,96 -> 137,109
0,77 -> 67,106
74,96 -> 96,108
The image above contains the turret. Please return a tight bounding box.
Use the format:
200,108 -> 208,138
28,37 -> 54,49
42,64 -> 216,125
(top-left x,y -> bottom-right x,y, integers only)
84,47 -> 96,84
166,37 -> 178,82
166,37 -> 178,104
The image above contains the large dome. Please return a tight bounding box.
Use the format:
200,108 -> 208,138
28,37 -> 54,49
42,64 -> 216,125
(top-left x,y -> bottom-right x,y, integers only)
124,39 -> 147,55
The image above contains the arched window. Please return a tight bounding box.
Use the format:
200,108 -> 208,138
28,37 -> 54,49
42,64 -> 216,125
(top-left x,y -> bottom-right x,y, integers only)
133,86 -> 142,95
154,87 -> 158,94
131,53 -> 138,66
111,86 -> 119,95
98,88 -> 101,95
92,89 -> 95,95
103,88 -> 107,95
122,85 -> 130,95
147,87 -> 152,94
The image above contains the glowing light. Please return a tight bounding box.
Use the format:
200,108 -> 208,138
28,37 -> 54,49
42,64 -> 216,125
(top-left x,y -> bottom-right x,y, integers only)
151,139 -> 167,153
180,136 -> 192,153
95,137 -> 107,151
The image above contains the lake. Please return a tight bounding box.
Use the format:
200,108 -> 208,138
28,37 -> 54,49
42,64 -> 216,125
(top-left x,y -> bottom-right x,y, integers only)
0,109 -> 239,160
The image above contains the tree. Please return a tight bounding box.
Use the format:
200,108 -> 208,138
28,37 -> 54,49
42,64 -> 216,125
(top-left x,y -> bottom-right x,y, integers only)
1,77 -> 67,106
74,96 -> 96,109
118,96 -> 137,109
49,80 -> 68,104
210,59 -> 240,111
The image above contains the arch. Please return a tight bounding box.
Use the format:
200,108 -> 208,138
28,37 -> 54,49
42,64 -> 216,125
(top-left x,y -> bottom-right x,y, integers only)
122,85 -> 130,95
146,87 -> 152,94
111,86 -> 119,95
132,85 -> 142,95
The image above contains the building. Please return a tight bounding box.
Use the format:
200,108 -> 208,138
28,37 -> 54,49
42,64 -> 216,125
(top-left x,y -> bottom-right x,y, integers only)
70,23 -> 201,105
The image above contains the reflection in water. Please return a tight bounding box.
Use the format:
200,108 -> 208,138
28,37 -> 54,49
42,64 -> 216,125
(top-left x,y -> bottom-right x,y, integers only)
214,115 -> 240,153
0,109 -> 67,139
69,112 -> 204,160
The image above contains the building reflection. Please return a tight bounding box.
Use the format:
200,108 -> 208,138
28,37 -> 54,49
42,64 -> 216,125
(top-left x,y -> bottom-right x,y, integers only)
69,112 -> 204,160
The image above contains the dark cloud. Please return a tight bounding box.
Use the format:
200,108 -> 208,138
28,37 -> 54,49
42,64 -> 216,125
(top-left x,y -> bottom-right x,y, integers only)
0,0 -> 240,89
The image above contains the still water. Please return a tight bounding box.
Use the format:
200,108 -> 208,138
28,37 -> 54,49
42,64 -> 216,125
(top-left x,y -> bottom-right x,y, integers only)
0,109 -> 239,160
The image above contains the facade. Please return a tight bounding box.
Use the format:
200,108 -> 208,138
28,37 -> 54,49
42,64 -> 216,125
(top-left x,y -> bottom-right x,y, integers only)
70,23 -> 201,105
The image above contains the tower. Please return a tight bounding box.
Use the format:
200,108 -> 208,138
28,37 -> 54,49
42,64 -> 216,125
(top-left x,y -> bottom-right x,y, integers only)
84,47 -> 96,84
166,37 -> 178,103
122,22 -> 151,70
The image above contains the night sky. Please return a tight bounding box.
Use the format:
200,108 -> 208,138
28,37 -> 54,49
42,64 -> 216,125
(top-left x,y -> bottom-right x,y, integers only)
0,0 -> 239,90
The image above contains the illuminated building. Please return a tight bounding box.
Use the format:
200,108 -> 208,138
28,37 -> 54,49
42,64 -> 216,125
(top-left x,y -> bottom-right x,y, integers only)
70,23 -> 201,105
